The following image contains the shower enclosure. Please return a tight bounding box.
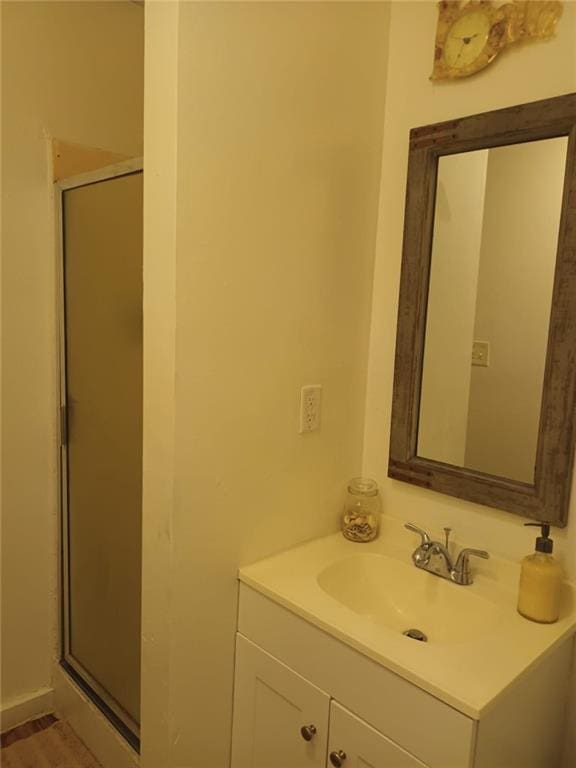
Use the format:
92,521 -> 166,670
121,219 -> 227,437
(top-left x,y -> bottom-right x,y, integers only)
57,160 -> 143,748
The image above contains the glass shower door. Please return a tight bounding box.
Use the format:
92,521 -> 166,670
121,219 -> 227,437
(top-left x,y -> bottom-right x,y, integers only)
59,165 -> 143,746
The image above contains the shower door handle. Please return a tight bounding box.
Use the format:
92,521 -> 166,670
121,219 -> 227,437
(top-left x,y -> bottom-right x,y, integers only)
60,404 -> 68,447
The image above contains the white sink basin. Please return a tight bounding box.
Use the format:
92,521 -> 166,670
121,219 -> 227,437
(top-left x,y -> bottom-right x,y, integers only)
239,516 -> 576,717
317,552 -> 503,644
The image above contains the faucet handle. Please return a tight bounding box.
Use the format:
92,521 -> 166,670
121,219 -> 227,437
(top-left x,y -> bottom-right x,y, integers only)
404,522 -> 431,547
453,548 -> 489,585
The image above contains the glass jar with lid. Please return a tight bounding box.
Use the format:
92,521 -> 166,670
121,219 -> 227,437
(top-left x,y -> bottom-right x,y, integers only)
341,477 -> 381,542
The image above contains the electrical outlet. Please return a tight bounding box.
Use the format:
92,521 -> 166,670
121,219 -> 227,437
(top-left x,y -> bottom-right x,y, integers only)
472,340 -> 490,367
299,385 -> 322,433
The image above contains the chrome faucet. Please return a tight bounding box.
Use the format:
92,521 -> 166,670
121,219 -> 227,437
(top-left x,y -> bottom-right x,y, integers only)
404,523 -> 489,586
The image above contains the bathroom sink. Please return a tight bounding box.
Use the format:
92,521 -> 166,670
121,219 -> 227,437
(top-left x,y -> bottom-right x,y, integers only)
317,553 -> 502,644
238,517 -> 576,717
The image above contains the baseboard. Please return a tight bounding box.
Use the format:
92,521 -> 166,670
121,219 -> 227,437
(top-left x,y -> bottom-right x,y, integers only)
1,687 -> 55,733
52,663 -> 139,768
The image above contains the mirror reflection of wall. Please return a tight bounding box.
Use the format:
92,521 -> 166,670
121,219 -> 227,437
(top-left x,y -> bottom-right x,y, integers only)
418,137 -> 568,483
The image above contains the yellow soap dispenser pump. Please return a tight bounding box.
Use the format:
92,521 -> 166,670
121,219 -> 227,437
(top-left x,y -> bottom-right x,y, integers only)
517,523 -> 563,624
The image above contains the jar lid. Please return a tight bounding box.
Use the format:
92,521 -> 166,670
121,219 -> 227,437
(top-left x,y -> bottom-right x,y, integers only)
348,477 -> 379,496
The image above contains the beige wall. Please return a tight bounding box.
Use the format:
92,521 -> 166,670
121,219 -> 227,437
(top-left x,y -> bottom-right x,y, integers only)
363,2 -> 576,766
465,139 -> 566,482
52,140 -> 129,182
141,3 -> 179,762
142,1 -> 389,764
1,0 -> 143,715
418,150 -> 487,465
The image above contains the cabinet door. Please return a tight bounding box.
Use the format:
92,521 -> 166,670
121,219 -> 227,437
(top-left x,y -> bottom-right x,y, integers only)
327,702 -> 429,768
231,634 -> 330,768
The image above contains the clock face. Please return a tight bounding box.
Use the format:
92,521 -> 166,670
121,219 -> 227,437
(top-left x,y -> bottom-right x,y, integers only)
443,10 -> 491,70
431,0 -> 563,81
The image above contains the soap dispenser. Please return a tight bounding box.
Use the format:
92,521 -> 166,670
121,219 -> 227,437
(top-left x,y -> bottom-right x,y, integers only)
517,522 -> 563,624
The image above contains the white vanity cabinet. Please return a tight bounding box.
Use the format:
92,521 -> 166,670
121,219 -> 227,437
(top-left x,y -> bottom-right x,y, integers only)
231,635 -> 427,768
328,702 -> 427,768
231,635 -> 329,768
232,583 -> 573,768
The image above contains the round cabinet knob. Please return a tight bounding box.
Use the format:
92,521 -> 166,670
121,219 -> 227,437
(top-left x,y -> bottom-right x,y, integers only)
329,750 -> 347,767
300,724 -> 317,741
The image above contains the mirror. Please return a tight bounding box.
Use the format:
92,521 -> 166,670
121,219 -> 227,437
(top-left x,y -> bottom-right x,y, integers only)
389,93 -> 576,526
419,138 -> 568,483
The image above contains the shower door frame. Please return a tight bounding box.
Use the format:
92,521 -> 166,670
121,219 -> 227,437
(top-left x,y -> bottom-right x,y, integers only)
56,158 -> 143,751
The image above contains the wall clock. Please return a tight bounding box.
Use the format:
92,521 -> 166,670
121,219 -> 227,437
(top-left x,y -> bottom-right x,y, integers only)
431,0 -> 563,81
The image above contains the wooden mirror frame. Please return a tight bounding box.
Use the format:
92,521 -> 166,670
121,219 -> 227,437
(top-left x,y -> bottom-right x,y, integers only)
389,93 -> 576,527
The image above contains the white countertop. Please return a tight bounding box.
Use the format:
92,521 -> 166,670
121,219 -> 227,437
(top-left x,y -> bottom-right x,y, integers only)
239,515 -> 576,718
